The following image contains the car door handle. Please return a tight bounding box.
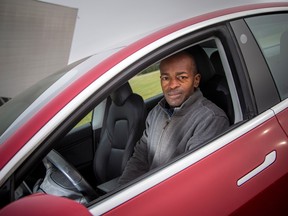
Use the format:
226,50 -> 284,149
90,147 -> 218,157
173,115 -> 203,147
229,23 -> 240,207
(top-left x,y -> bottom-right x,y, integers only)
237,151 -> 276,186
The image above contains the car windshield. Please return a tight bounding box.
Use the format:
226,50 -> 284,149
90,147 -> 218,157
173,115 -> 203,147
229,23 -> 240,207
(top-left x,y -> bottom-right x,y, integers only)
0,58 -> 87,139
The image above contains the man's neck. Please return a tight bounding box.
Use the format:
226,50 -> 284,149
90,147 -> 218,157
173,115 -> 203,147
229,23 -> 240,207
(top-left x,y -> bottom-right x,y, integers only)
164,102 -> 174,117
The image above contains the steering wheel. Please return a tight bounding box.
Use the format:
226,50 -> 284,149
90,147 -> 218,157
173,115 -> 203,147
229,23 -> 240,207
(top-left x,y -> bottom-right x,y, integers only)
36,150 -> 98,203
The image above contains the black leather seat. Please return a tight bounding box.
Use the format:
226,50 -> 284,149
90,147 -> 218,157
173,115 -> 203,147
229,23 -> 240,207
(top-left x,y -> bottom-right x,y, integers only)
93,83 -> 146,185
187,46 -> 234,124
187,45 -> 216,85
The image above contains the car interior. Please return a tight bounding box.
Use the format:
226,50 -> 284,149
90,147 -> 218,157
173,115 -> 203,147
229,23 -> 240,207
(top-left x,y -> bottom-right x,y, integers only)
13,38 -> 238,205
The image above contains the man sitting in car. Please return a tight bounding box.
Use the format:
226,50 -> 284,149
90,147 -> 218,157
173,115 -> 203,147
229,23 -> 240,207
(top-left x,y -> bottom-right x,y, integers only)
119,50 -> 229,184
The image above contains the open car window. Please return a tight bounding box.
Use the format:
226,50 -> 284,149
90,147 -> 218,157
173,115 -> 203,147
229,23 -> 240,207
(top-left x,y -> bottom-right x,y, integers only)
129,63 -> 162,101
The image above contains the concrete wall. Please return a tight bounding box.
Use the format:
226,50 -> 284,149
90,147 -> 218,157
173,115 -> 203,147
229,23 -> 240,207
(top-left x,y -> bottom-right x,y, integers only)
0,0 -> 77,98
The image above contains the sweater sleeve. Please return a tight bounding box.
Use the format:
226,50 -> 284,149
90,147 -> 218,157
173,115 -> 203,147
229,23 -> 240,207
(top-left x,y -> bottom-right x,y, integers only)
186,112 -> 229,151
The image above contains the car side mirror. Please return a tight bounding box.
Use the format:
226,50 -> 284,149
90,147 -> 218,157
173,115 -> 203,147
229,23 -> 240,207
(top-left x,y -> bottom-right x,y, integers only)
0,193 -> 92,216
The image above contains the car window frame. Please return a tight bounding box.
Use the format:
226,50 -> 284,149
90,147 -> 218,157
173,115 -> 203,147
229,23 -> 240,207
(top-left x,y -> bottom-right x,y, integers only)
87,24 -> 251,207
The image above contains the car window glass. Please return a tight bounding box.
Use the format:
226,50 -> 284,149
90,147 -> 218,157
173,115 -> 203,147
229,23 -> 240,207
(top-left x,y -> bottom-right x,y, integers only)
0,57 -> 88,138
245,13 -> 288,100
129,63 -> 162,100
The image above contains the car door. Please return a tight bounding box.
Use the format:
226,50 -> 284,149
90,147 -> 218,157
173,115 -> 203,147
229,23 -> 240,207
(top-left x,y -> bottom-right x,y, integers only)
90,13 -> 288,215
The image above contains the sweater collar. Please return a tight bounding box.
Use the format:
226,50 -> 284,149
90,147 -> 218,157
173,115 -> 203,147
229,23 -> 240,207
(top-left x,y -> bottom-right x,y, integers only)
159,88 -> 203,117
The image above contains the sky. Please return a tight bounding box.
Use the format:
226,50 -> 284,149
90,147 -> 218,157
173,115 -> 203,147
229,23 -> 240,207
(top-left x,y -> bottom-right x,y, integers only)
41,0 -> 287,63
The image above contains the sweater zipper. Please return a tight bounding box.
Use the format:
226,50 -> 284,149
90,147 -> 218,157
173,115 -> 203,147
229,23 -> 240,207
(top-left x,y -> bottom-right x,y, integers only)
156,119 -> 170,164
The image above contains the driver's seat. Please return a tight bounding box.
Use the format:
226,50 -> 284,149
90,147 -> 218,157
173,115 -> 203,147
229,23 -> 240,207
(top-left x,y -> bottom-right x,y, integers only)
93,83 -> 146,187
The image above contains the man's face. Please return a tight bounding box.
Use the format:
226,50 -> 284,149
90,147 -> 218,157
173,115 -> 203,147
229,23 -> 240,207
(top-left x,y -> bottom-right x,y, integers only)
160,53 -> 200,108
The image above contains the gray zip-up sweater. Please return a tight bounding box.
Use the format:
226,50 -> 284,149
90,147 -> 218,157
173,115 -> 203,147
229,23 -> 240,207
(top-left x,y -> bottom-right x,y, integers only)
118,88 -> 229,185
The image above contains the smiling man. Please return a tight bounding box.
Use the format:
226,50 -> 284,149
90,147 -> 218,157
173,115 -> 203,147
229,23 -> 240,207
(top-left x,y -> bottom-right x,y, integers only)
118,50 -> 229,185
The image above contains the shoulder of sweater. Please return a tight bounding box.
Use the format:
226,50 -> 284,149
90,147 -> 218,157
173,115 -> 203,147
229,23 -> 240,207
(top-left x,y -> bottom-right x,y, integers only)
146,102 -> 165,120
198,97 -> 228,118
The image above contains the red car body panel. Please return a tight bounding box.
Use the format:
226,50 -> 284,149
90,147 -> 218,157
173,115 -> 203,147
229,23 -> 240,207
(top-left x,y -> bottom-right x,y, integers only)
105,117 -> 288,215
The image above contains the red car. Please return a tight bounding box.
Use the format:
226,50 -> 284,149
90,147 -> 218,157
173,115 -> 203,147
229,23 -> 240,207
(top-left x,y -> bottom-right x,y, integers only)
0,2 -> 288,215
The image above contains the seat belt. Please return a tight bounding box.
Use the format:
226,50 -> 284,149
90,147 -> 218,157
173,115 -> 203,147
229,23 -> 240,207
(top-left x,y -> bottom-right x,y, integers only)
92,97 -> 111,150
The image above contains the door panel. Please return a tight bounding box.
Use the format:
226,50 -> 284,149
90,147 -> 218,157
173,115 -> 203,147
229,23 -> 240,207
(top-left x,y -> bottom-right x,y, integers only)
105,116 -> 288,215
231,173 -> 288,215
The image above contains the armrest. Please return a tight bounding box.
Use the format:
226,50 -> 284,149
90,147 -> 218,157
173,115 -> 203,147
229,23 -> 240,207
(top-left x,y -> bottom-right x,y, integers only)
97,177 -> 119,193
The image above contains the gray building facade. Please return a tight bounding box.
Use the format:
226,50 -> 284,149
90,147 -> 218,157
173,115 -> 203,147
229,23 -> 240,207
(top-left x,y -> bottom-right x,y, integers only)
0,0 -> 77,98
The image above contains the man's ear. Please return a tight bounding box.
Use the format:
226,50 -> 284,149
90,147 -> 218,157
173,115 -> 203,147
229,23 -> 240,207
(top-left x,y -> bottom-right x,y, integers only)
194,73 -> 201,88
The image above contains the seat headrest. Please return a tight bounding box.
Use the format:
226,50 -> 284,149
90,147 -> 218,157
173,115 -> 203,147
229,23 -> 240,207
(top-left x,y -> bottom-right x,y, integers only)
110,83 -> 133,106
187,45 -> 216,86
210,51 -> 225,76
